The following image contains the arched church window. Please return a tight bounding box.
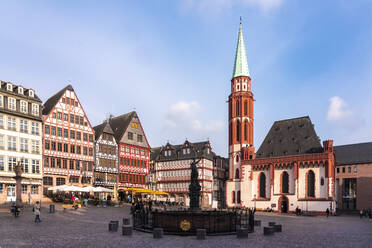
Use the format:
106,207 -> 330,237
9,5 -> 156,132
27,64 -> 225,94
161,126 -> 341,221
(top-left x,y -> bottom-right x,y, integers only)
259,173 -> 266,198
320,177 -> 324,186
244,100 -> 248,115
235,168 -> 240,179
232,191 -> 236,203
236,155 -> 239,163
236,120 -> 241,142
237,190 -> 241,203
229,101 -> 232,116
236,100 -> 240,116
282,171 -> 289,194
307,170 -> 315,197
244,121 -> 247,141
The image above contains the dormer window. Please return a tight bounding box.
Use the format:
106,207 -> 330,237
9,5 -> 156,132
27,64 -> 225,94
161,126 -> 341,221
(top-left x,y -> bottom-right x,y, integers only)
7,83 -> 12,91
187,148 -> 190,154
18,87 -> 23,94
207,148 -> 210,154
29,90 -> 34,97
0,95 -> 3,108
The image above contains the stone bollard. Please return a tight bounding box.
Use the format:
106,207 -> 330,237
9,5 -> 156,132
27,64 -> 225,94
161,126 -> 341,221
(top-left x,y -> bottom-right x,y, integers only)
153,228 -> 164,239
109,221 -> 119,232
237,228 -> 249,239
263,227 -> 275,236
196,229 -> 206,240
123,218 -> 130,225
268,222 -> 276,226
49,204 -> 55,213
273,224 -> 282,232
122,225 -> 133,236
254,220 -> 261,226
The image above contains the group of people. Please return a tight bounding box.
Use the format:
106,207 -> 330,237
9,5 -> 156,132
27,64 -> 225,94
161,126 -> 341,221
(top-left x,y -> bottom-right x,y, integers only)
359,209 -> 372,219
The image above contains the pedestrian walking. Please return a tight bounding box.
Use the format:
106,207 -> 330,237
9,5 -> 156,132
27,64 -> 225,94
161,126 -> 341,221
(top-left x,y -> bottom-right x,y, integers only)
34,201 -> 41,223
149,199 -> 153,212
360,209 -> 363,219
326,208 -> 330,218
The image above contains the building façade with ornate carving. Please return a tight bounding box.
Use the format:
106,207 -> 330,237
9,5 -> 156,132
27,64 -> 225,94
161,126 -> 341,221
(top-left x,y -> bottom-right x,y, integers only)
93,120 -> 118,197
151,140 -> 228,208
225,22 -> 336,213
42,85 -> 95,196
108,111 -> 151,194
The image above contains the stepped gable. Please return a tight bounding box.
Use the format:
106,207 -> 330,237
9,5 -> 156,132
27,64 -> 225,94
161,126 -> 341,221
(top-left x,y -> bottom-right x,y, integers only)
334,142 -> 372,165
108,111 -> 136,143
255,116 -> 323,159
42,84 -> 73,115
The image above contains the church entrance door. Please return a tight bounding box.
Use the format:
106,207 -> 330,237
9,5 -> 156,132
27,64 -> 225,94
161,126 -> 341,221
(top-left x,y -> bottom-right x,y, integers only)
278,195 -> 288,213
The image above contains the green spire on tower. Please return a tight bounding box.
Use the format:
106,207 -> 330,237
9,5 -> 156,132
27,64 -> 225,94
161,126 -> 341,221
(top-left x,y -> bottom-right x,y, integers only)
232,19 -> 250,79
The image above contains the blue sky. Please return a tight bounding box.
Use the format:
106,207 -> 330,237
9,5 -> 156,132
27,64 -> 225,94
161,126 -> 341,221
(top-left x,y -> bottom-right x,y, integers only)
1,0 -> 372,157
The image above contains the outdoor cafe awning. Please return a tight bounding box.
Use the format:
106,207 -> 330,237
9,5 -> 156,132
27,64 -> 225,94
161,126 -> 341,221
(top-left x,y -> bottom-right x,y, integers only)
122,188 -> 169,195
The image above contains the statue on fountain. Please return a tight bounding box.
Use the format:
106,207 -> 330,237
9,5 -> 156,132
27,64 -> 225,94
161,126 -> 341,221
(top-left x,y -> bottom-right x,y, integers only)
189,158 -> 201,211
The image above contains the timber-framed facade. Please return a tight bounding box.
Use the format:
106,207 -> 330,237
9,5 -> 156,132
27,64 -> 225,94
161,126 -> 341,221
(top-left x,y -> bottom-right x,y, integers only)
93,120 -> 118,195
42,85 -> 95,196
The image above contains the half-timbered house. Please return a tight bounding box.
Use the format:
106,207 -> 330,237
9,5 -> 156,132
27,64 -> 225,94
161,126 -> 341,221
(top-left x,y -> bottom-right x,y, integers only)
42,85 -> 95,195
109,112 -> 151,191
93,120 -> 118,196
152,140 -> 215,208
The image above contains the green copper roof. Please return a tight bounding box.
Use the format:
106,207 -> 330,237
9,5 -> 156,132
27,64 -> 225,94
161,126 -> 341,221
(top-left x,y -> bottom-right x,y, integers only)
232,23 -> 250,78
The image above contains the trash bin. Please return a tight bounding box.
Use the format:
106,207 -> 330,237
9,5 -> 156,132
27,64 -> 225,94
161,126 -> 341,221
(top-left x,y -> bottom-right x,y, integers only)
50,204 -> 55,213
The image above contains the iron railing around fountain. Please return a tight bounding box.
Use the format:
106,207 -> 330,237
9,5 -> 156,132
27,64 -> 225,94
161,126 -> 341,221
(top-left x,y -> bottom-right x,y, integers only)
133,208 -> 255,235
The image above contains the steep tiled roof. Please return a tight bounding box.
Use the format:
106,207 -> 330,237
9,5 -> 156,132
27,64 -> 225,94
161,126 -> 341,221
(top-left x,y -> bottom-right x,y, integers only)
255,116 -> 323,159
42,85 -> 73,115
93,120 -> 114,140
334,142 -> 372,165
151,147 -> 162,161
153,141 -> 215,162
0,81 -> 42,102
108,111 -> 136,143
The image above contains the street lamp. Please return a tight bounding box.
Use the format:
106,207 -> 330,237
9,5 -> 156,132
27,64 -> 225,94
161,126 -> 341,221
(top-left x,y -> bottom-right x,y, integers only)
254,194 -> 256,211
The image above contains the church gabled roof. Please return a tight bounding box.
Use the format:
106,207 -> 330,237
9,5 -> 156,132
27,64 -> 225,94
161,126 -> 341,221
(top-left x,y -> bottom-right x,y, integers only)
255,116 -> 323,159
232,22 -> 250,79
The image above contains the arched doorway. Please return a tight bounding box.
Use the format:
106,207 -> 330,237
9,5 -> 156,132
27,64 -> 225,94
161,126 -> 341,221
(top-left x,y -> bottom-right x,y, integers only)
278,195 -> 289,213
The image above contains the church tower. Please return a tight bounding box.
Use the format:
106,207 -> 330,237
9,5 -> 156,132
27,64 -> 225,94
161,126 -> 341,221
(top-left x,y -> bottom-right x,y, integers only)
226,21 -> 255,208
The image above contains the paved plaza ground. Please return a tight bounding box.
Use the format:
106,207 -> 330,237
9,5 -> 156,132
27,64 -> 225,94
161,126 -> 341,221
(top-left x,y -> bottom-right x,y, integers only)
0,204 -> 371,248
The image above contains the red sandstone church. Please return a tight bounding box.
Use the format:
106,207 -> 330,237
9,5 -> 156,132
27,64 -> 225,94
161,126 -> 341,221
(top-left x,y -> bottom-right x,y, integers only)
225,23 -> 336,213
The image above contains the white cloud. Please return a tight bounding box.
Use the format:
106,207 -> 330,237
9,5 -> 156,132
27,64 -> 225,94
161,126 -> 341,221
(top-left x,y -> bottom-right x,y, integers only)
165,100 -> 224,133
327,96 -> 352,122
168,101 -> 200,117
180,0 -> 283,15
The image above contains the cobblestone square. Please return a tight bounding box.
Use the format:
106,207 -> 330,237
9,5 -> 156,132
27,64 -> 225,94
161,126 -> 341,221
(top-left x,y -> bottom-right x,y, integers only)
1,204 -> 372,248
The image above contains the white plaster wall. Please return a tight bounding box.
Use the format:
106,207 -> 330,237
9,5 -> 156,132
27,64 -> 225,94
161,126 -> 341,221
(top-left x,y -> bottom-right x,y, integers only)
226,180 -> 240,207
252,169 -> 270,198
240,164 -> 252,207
273,168 -> 294,195
298,166 -> 327,198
